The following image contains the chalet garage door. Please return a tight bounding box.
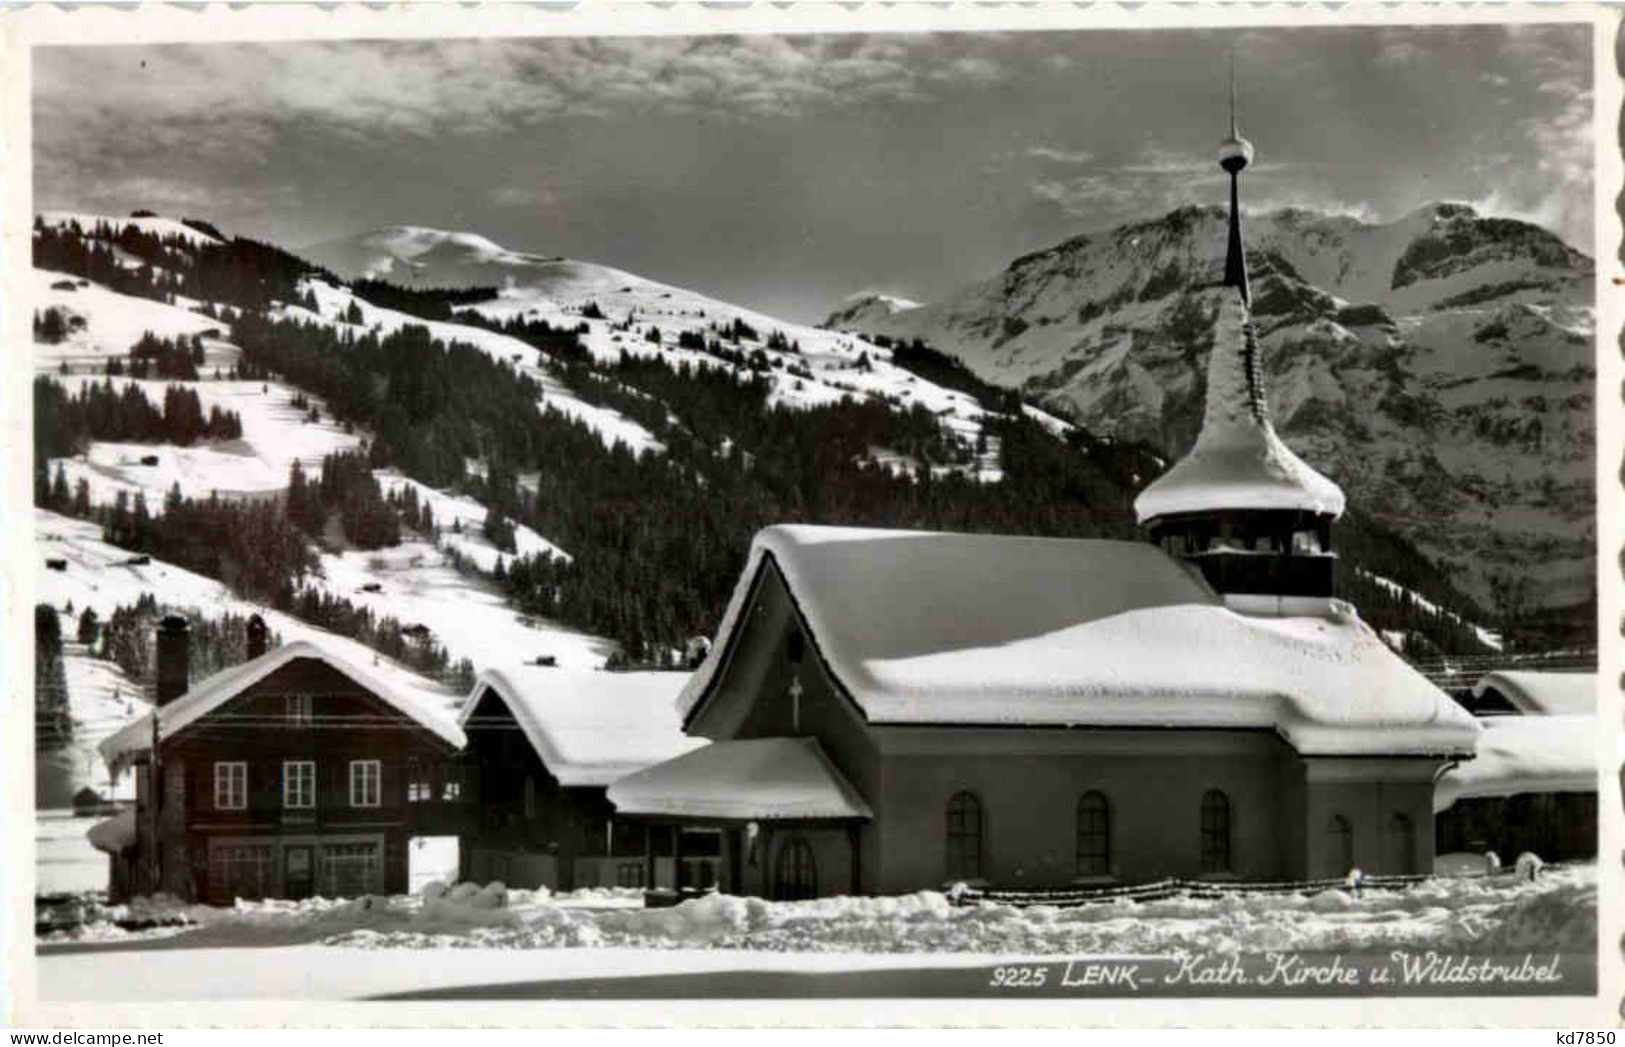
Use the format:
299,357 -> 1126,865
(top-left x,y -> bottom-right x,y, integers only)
321,842 -> 383,897
208,844 -> 271,904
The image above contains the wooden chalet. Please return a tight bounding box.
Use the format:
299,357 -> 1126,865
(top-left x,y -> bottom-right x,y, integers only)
94,616 -> 467,903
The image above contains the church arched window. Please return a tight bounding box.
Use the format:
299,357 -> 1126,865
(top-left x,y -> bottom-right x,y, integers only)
945,791 -> 984,881
1076,791 -> 1111,876
1199,790 -> 1232,874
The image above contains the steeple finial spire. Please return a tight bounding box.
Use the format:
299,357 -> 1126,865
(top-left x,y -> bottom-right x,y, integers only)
1228,47 -> 1237,139
1217,48 -> 1254,304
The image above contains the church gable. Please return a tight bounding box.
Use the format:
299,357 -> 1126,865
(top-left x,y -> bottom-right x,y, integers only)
685,555 -> 870,745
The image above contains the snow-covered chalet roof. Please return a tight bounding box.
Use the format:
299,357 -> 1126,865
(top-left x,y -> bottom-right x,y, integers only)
678,525 -> 1478,757
607,737 -> 872,821
1134,289 -> 1346,521
459,667 -> 706,787
99,640 -> 465,776
1434,715 -> 1595,811
87,809 -> 137,854
1472,671 -> 1596,716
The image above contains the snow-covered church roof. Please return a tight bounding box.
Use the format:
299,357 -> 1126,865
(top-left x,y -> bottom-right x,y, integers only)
679,525 -> 1479,757
100,640 -> 466,776
1133,289 -> 1346,521
1472,671 -> 1595,716
459,667 -> 706,787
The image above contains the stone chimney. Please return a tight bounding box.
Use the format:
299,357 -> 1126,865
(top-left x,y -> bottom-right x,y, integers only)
245,613 -> 268,661
155,614 -> 190,707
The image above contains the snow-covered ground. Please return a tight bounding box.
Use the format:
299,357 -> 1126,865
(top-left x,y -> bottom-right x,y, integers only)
36,810 -> 115,896
34,863 -> 1595,1000
34,507 -> 462,711
37,641 -> 143,807
33,267 -> 235,373
312,538 -> 610,670
43,376 -> 365,507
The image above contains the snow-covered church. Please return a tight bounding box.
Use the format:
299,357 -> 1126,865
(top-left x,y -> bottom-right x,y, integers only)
607,114 -> 1481,898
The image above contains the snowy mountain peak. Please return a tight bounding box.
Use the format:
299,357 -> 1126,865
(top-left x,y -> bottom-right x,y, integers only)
823,291 -> 921,331
840,200 -> 1594,609
302,225 -> 557,284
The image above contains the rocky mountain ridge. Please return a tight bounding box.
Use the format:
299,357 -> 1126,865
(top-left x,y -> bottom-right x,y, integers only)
830,202 -> 1595,612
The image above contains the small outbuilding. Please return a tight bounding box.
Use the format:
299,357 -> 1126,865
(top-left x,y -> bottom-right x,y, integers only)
1436,672 -> 1597,864
456,667 -> 705,891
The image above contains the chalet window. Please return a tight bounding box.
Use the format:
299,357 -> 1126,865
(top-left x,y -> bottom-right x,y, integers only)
1328,815 -> 1353,873
285,694 -> 313,727
208,845 -> 270,902
1291,530 -> 1322,555
441,765 -> 463,802
321,842 -> 382,896
1076,791 -> 1111,876
945,791 -> 984,881
1199,790 -> 1231,873
213,761 -> 247,810
349,760 -> 381,808
523,776 -> 537,820
616,862 -> 646,889
406,758 -> 432,803
282,760 -> 316,809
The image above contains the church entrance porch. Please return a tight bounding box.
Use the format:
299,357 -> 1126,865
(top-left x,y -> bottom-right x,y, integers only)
606,736 -> 872,901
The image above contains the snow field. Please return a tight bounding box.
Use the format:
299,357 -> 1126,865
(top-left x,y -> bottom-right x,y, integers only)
313,538 -> 612,672
33,269 -> 237,374
36,811 -> 120,896
43,375 -> 365,506
34,508 -> 463,717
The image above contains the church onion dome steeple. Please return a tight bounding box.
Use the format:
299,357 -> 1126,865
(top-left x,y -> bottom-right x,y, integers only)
1131,290 -> 1346,522
1132,67 -> 1345,608
1133,78 -> 1345,526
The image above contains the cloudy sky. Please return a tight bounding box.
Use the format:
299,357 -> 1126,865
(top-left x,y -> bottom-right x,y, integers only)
36,24 -> 1591,322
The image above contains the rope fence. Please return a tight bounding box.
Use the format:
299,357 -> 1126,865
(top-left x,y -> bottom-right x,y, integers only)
952,872 -> 1456,908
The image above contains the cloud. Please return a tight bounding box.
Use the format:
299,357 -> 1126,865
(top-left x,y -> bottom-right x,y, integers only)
35,34 -> 1010,161
1026,146 -> 1095,165
490,184 -> 560,209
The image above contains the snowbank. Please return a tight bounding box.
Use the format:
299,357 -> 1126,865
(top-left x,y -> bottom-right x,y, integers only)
86,810 -> 136,854
43,865 -> 1595,961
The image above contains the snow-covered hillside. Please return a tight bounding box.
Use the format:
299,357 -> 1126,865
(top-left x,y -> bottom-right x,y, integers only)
834,202 -> 1595,609
30,229 -> 641,812
305,225 -> 1033,480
